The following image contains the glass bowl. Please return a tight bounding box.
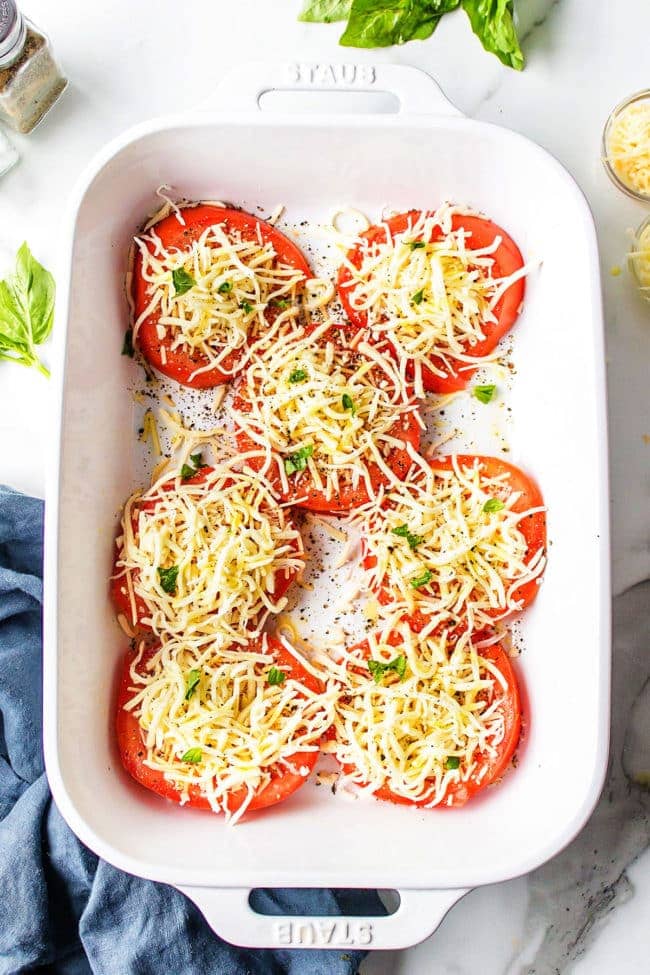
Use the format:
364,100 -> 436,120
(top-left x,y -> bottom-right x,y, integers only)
602,89 -> 650,204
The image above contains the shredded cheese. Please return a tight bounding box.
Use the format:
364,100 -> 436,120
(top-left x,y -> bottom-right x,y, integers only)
350,454 -> 545,633
114,465 -> 304,646
339,203 -> 529,396
630,219 -> 650,297
606,97 -> 650,197
132,216 -> 306,382
124,637 -> 338,823
333,624 -> 508,806
232,320 -> 419,503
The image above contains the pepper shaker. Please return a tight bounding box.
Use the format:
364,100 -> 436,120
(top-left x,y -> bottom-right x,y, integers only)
0,0 -> 67,134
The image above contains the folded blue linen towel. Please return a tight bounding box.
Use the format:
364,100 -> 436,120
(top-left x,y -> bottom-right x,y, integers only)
0,486 -> 384,974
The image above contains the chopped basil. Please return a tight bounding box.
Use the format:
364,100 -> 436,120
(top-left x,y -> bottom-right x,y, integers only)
172,267 -> 196,296
289,368 -> 307,384
412,288 -> 425,305
284,444 -> 314,476
271,298 -> 291,310
157,565 -> 179,594
184,669 -> 201,701
410,568 -> 432,589
217,280 -> 233,295
240,300 -> 254,314
121,328 -> 134,358
473,384 -> 496,404
342,392 -> 356,415
445,756 -> 461,770
181,747 -> 202,764
367,655 -> 407,684
483,497 -> 505,513
267,666 -> 286,685
181,452 -> 207,481
392,524 -> 423,550
408,241 -> 426,250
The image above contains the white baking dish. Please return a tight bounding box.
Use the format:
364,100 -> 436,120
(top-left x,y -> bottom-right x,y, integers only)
44,63 -> 610,951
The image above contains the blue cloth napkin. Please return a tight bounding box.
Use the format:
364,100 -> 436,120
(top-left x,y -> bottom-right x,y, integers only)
0,486 -> 384,975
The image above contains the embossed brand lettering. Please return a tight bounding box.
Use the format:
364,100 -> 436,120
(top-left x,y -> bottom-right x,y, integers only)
272,920 -> 374,946
286,63 -> 376,87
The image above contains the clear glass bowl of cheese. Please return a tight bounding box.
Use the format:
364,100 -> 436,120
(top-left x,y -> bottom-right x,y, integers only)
630,215 -> 650,302
602,90 -> 650,203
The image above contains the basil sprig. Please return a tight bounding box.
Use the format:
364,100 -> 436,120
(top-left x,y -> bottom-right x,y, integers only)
0,243 -> 55,377
367,656 -> 406,684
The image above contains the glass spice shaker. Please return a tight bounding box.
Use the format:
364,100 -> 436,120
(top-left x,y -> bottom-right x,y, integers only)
0,0 -> 67,134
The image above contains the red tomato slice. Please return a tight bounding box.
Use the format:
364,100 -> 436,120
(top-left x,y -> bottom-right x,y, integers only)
337,210 -> 525,393
111,467 -> 302,632
132,204 -> 312,389
232,325 -> 421,515
362,454 -> 546,620
116,636 -> 324,814
337,630 -> 521,808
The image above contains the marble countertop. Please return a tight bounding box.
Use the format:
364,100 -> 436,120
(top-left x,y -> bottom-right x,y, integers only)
0,1 -> 648,971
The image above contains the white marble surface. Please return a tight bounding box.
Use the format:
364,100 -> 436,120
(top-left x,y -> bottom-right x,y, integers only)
0,1 -> 648,972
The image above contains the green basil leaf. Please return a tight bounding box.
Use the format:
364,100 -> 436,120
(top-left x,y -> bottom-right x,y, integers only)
289,368 -> 308,384
284,445 -> 314,475
180,464 -> 196,480
181,747 -> 202,764
340,0 -> 456,48
410,568 -> 432,589
445,755 -> 461,770
172,267 -> 196,296
217,280 -> 233,295
240,300 -> 254,314
157,565 -> 179,594
268,666 -> 286,685
391,524 -> 423,549
408,240 -> 426,249
367,655 -> 407,683
412,288 -> 425,305
461,0 -> 524,70
0,243 -> 54,377
483,497 -> 505,513
342,392 -> 356,415
299,0 -> 351,21
121,328 -> 134,358
473,384 -> 496,404
184,669 -> 201,701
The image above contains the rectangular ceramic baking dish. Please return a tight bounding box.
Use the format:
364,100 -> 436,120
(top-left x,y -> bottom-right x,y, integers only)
44,62 -> 610,951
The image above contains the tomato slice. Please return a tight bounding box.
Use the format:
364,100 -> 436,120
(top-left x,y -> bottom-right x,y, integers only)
132,204 -> 312,389
336,630 -> 521,808
232,324 -> 421,515
116,636 -> 324,814
362,454 -> 546,620
110,467 -> 302,632
337,210 -> 525,393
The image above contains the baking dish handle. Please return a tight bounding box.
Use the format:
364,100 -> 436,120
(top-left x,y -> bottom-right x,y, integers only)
202,61 -> 462,118
175,884 -> 469,951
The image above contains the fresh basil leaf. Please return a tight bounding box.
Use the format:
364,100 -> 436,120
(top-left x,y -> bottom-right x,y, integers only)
412,288 -> 425,305
271,298 -> 291,310
342,392 -> 356,415
184,669 -> 201,701
157,565 -> 179,594
299,0 -> 351,21
483,497 -> 505,513
392,524 -> 423,549
217,280 -> 233,295
181,747 -> 202,764
172,267 -> 195,296
473,384 -> 496,404
340,0 -> 455,48
284,444 -> 314,475
0,243 -> 54,377
121,328 -> 134,358
268,666 -> 286,685
289,368 -> 307,384
445,755 -> 461,770
408,240 -> 426,250
240,300 -> 254,314
410,568 -> 433,589
461,0 -> 524,70
190,452 -> 203,467
367,655 -> 407,683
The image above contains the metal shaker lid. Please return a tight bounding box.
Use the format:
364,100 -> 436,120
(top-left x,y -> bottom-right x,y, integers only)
0,1 -> 26,64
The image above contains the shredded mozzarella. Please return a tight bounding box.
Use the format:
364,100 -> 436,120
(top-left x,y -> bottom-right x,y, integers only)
231,320 -> 419,503
333,624 -> 508,806
114,466 -> 304,646
124,637 -> 338,823
339,203 -> 529,396
132,217 -> 306,381
606,97 -> 650,196
630,220 -> 650,297
349,454 -> 545,632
